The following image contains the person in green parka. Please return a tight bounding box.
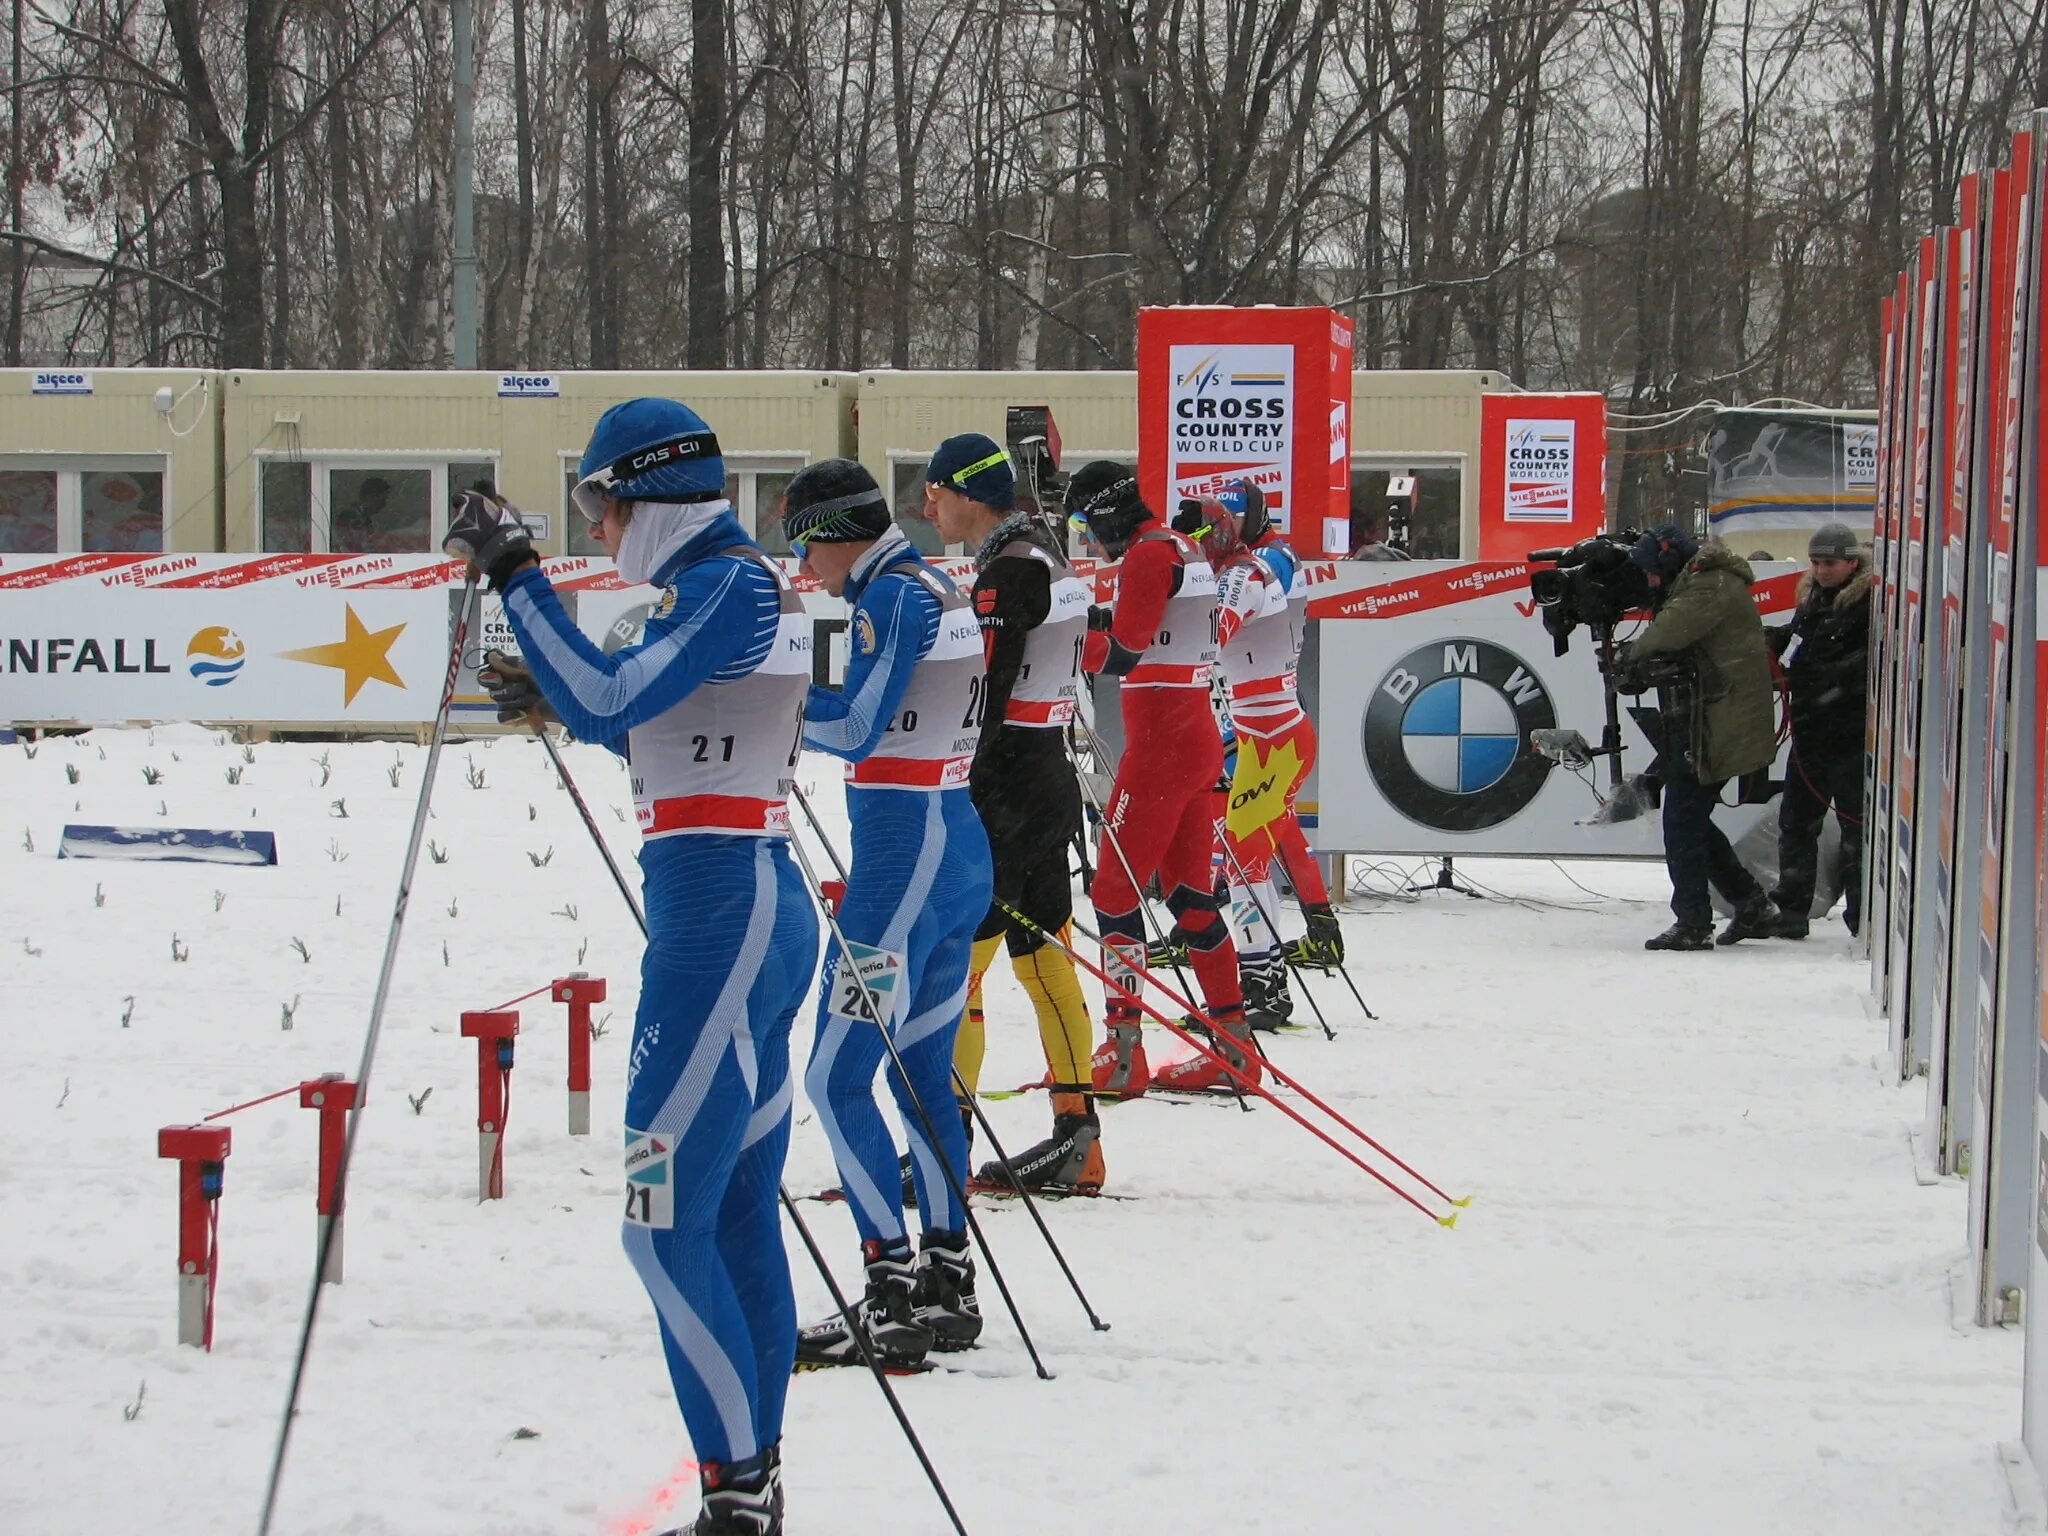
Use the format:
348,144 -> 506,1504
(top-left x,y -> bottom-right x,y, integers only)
1620,524 -> 1780,951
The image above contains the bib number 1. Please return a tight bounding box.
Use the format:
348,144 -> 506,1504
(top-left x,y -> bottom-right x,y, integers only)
827,941 -> 906,1028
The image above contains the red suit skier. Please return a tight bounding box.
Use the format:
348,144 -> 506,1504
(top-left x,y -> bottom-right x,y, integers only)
1066,461 -> 1253,1097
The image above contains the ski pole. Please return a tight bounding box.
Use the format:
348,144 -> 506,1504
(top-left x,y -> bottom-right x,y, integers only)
789,785 -> 1111,1336
998,901 -> 1455,1226
1061,721 -> 1251,1111
258,577 -> 479,1535
782,825 -> 1056,1381
1054,903 -> 1466,1214
537,727 -> 972,1535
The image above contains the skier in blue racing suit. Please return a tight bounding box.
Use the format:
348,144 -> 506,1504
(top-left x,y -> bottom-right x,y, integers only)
445,397 -> 817,1536
780,458 -> 996,1371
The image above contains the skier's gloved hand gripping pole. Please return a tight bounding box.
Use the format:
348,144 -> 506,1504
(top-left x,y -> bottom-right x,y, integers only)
779,819 -> 1057,1379
520,678 -> 973,1536
998,899 -> 1466,1226
789,783 -> 1110,1336
256,575 -> 479,1535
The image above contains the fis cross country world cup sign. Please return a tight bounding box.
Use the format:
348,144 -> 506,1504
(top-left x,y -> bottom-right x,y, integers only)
1362,637 -> 1557,832
1168,343 -> 1294,515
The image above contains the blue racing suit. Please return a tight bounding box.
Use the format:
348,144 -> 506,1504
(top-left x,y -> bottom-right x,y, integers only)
499,505 -> 819,1467
801,530 -> 994,1246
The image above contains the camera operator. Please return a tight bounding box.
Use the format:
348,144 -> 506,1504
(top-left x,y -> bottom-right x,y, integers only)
1617,524 -> 1779,951
1734,523 -> 1871,941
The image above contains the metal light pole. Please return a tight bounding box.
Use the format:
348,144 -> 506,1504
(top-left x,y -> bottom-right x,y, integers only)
451,0 -> 478,368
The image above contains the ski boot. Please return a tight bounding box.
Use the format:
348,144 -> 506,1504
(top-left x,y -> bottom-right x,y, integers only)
1762,907 -> 1810,940
1282,905 -> 1345,969
794,1239 -> 932,1369
973,1093 -> 1104,1195
660,1447 -> 779,1535
1090,1018 -> 1151,1099
1153,1011 -> 1262,1093
1240,952 -> 1294,1033
1644,922 -> 1713,951
911,1229 -> 983,1351
1714,895 -> 1779,946
1145,931 -> 1190,970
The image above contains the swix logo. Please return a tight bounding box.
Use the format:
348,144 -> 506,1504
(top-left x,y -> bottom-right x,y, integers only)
1105,788 -> 1132,834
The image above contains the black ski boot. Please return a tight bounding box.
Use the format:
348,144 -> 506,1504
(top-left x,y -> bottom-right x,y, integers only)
1240,952 -> 1295,1032
1762,907 -> 1810,940
911,1229 -> 983,1352
663,1446 -> 778,1535
1645,922 -> 1714,951
1282,905 -> 1345,969
793,1239 -> 932,1370
1715,895 -> 1780,946
973,1095 -> 1104,1194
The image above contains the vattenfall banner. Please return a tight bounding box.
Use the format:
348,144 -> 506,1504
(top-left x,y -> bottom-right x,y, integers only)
1310,559 -> 1801,857
0,552 -> 1110,725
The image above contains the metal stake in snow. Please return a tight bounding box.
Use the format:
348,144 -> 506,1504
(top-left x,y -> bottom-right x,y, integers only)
460,1010 -> 519,1200
552,973 -> 606,1136
297,1076 -> 357,1284
256,576 -> 479,1536
156,1123 -> 231,1348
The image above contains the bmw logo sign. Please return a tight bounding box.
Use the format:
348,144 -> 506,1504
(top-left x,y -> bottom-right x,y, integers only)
1363,638 -> 1557,832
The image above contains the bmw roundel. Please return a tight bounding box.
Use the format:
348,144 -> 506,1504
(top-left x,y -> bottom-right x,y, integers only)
1362,638 -> 1557,832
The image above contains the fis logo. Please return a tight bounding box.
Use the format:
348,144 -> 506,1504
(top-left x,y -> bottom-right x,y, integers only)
1362,639 -> 1557,832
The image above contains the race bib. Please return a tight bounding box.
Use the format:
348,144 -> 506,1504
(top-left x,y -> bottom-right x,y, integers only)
826,941 -> 907,1028
623,1127 -> 674,1229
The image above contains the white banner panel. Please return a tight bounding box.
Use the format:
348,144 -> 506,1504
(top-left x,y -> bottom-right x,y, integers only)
1309,559 -> 1801,857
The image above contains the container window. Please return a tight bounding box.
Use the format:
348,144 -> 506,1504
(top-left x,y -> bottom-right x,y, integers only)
0,470 -> 59,552
82,470 -> 164,552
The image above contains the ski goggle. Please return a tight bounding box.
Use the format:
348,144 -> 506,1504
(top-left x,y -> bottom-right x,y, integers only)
570,429 -> 722,525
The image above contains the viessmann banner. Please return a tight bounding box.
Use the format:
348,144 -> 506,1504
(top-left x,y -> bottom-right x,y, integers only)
1309,559 -> 1801,857
0,552 -> 1113,725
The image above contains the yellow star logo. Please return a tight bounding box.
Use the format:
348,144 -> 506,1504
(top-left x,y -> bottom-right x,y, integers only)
281,604 -> 406,705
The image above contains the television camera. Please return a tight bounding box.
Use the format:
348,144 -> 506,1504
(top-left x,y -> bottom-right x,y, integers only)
1524,532 -> 1689,822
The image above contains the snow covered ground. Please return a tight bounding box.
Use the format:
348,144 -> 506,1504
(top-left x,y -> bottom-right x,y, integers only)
0,725 -> 2022,1535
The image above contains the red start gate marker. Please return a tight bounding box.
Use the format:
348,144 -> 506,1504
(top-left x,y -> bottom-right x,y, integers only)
459,1010 -> 520,1200
551,973 -> 607,1135
298,1076 -> 358,1284
157,1124 -> 232,1350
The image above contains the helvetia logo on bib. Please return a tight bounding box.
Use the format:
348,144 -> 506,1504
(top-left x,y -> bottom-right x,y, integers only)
186,626 -> 246,687
1362,638 -> 1556,832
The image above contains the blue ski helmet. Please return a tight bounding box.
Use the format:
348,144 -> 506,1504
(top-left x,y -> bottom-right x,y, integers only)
572,398 -> 726,521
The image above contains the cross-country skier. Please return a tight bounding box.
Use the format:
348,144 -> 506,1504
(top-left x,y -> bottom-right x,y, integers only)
1065,461 -> 1252,1096
1200,481 -> 1344,1026
783,458 -> 996,1369
443,397 -> 817,1536
921,433 -> 1104,1193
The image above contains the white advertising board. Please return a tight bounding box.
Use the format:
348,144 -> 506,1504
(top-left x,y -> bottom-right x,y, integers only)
1310,559 -> 1802,857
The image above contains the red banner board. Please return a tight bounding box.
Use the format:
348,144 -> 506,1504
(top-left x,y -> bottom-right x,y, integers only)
1476,393 -> 1608,560
1136,305 -> 1354,560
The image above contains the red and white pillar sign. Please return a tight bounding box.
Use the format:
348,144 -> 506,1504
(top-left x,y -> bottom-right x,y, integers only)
1477,392 -> 1608,560
1137,306 -> 1355,558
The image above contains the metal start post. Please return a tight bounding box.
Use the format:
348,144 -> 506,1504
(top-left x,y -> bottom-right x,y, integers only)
297,1076 -> 358,1284
550,974 -> 606,1136
156,1123 -> 232,1348
459,1011 -> 519,1199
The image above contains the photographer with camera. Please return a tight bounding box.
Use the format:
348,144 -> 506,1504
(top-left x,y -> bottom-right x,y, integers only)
1616,525 -> 1779,951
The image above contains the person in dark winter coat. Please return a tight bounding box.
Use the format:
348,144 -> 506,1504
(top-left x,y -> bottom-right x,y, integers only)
1748,523 -> 1872,939
1620,525 -> 1778,951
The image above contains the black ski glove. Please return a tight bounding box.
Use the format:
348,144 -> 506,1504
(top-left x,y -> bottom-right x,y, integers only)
444,491 -> 538,590
478,649 -> 553,725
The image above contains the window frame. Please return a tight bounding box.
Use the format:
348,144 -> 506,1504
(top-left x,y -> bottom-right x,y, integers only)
0,452 -> 171,552
1348,451 -> 1468,559
256,452 -> 498,554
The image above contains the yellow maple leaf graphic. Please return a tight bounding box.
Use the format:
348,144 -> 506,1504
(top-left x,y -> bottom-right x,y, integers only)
1227,736 -> 1305,842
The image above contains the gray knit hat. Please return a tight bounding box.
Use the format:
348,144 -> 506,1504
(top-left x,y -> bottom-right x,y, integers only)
1808,522 -> 1861,560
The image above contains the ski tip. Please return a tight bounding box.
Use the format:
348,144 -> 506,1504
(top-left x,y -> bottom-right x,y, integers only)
1449,1195 -> 1474,1208
1437,1211 -> 1460,1229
